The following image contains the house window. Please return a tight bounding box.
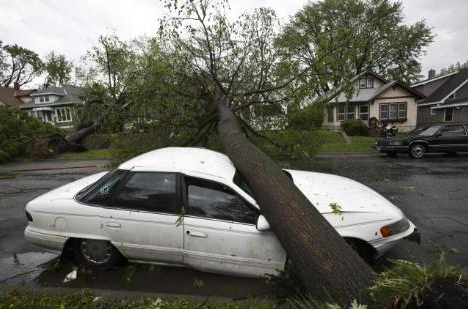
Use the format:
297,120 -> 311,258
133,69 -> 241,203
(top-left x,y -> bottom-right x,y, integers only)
367,78 -> 374,88
39,96 -> 45,103
359,78 -> 367,89
359,105 -> 369,121
327,106 -> 334,123
337,106 -> 345,121
430,108 -> 437,116
346,105 -> 355,119
56,107 -> 72,122
379,103 -> 407,121
444,108 -> 454,122
44,95 -> 50,102
380,104 -> 389,120
398,103 -> 407,119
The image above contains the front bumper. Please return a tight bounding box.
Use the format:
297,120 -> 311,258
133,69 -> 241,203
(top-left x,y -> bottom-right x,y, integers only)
373,142 -> 409,153
404,228 -> 421,244
369,220 -> 419,257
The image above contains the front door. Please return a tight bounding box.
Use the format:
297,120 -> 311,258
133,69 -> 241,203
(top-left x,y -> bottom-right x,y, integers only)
113,171 -> 184,264
182,176 -> 286,277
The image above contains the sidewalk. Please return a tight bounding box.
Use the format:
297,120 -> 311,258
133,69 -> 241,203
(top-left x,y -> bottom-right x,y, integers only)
0,159 -> 110,174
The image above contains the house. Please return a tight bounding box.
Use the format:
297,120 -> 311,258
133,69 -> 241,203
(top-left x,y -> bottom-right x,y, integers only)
0,86 -> 36,108
19,85 -> 84,128
411,68 -> 468,125
322,70 -> 425,132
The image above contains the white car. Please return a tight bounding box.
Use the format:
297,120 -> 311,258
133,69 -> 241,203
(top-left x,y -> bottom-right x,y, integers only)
24,147 -> 419,277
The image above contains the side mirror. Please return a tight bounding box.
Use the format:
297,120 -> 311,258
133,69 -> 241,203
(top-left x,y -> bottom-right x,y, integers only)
256,215 -> 271,231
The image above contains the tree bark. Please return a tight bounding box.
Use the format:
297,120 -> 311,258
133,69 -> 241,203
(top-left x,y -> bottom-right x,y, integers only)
215,91 -> 375,306
65,100 -> 103,147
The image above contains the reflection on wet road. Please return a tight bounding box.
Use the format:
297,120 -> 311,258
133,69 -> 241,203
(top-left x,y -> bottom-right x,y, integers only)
1,155 -> 467,297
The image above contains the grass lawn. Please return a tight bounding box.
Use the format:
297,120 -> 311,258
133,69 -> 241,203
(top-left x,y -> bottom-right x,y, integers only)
317,131 -> 380,153
59,148 -> 114,160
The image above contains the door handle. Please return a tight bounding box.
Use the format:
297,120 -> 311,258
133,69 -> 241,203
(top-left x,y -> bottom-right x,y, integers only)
187,230 -> 208,238
106,222 -> 121,228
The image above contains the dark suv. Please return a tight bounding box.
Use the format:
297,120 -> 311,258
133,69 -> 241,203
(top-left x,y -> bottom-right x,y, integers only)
374,123 -> 468,158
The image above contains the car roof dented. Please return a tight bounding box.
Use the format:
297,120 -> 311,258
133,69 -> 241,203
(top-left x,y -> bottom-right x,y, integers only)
118,147 -> 236,181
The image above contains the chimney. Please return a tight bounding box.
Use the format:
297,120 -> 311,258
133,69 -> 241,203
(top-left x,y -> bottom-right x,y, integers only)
13,82 -> 20,90
428,69 -> 436,79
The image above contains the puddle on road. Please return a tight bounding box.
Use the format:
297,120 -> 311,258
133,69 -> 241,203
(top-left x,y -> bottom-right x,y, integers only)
34,262 -> 283,299
1,251 -> 284,299
0,252 -> 57,286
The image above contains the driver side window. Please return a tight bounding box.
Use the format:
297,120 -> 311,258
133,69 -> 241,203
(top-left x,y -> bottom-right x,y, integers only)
186,177 -> 258,225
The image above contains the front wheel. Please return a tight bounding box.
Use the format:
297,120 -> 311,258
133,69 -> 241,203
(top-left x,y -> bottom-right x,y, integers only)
74,239 -> 122,269
409,144 -> 426,159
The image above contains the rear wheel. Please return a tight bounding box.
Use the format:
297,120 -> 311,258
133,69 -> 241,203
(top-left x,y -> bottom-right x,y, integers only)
74,239 -> 122,269
409,144 -> 426,159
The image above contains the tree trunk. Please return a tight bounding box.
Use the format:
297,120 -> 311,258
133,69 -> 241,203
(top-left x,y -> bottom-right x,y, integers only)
215,92 -> 375,306
65,100 -> 103,147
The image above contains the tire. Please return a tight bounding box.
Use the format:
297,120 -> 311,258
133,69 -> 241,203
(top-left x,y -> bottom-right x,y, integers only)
345,238 -> 375,263
409,143 -> 426,159
74,239 -> 122,269
386,151 -> 398,158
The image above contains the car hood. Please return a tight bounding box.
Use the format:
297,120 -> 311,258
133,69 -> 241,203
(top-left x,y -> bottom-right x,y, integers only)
286,169 -> 403,216
31,171 -> 109,202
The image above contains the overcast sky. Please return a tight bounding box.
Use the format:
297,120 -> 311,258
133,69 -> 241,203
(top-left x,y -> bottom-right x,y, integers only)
1,0 -> 467,81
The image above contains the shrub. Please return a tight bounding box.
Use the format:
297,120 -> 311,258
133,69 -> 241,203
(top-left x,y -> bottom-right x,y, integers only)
340,119 -> 368,136
288,104 -> 325,130
0,106 -> 64,162
370,250 -> 466,308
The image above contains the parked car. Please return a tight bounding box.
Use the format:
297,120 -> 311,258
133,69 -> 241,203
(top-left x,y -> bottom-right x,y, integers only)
25,147 -> 419,277
374,123 -> 468,158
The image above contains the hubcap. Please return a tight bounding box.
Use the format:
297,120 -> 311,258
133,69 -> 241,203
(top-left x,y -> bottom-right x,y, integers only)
412,145 -> 424,158
79,239 -> 112,265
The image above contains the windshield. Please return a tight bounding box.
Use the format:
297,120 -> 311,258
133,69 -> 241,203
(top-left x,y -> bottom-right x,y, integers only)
411,125 -> 442,137
233,171 -> 253,197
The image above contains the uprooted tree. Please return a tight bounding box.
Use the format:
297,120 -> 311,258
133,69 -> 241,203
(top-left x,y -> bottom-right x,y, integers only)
153,0 -> 375,305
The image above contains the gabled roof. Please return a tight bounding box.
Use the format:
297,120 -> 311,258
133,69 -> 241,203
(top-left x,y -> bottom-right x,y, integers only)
354,69 -> 389,84
411,71 -> 459,87
14,89 -> 37,97
0,87 -> 24,107
331,70 -> 423,103
20,85 -> 84,108
421,68 -> 468,104
369,80 -> 425,101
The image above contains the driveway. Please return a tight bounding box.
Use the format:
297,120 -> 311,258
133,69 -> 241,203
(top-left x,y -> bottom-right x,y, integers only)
1,154 -> 467,296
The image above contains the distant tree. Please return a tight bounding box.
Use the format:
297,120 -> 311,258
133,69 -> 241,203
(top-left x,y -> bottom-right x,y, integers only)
438,60 -> 468,76
276,0 -> 433,103
0,44 -> 43,88
43,52 -> 73,87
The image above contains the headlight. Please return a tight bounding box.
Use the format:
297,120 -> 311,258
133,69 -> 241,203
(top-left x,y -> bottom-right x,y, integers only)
380,218 -> 410,237
389,141 -> 402,146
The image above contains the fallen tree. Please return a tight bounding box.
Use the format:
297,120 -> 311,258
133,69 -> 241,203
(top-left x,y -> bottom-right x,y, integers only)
154,1 -> 376,305
215,89 -> 375,304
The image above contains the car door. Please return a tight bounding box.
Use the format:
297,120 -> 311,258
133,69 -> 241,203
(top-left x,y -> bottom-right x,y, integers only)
112,171 -> 184,264
182,176 -> 286,277
433,124 -> 468,152
76,169 -> 131,254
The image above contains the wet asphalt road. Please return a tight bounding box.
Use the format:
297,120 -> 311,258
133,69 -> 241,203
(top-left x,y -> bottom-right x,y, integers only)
0,154 -> 467,297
